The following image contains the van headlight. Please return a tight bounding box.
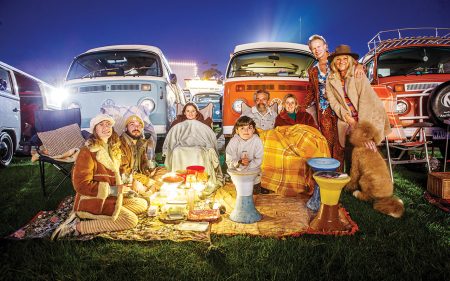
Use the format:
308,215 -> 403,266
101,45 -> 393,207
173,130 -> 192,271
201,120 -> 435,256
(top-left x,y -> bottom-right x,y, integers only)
396,100 -> 408,114
46,87 -> 68,109
232,99 -> 245,113
140,99 -> 156,113
141,84 -> 151,91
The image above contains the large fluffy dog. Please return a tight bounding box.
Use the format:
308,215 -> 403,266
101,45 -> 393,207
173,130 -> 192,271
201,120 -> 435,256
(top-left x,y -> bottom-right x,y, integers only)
346,121 -> 404,218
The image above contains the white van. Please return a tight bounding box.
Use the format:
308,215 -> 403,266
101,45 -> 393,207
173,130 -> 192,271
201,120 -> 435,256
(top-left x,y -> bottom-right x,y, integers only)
61,45 -> 185,139
0,61 -> 58,167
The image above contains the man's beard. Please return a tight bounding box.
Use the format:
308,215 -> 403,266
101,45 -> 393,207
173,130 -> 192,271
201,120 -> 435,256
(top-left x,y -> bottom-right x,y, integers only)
256,103 -> 267,113
126,130 -> 143,140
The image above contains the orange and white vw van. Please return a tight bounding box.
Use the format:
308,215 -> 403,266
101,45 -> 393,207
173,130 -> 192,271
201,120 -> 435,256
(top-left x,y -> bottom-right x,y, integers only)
222,42 -> 315,136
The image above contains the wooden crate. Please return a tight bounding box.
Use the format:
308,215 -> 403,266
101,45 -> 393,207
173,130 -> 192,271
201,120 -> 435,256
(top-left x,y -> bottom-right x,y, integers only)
427,172 -> 450,199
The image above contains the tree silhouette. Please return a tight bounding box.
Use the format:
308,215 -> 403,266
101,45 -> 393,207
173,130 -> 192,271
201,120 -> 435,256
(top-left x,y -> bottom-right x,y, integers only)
202,68 -> 222,80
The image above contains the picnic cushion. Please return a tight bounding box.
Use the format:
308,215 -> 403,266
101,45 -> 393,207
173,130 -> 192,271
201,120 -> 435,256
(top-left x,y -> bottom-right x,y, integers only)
37,123 -> 85,157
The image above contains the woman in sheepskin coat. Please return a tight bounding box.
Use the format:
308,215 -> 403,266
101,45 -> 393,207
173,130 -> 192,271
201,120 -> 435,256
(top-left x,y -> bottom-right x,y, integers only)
51,114 -> 148,240
326,45 -> 391,172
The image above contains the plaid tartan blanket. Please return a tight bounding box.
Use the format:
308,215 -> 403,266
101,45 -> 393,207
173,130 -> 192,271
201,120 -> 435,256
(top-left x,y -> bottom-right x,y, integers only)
259,124 -> 330,196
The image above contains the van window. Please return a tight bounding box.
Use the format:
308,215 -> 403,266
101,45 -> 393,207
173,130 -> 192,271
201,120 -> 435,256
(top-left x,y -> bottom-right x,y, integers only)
377,47 -> 450,77
192,93 -> 221,103
0,67 -> 13,94
227,51 -> 314,79
366,60 -> 374,82
66,51 -> 163,80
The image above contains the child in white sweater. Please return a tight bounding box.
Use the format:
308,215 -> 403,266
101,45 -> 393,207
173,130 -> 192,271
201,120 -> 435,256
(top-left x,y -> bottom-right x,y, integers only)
226,116 -> 265,193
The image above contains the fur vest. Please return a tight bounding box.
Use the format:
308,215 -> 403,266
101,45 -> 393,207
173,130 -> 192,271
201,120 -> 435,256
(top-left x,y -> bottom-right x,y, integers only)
119,133 -> 149,176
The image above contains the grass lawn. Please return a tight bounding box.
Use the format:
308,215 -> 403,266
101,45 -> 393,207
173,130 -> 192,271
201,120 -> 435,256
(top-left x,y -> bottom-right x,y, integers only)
0,156 -> 448,281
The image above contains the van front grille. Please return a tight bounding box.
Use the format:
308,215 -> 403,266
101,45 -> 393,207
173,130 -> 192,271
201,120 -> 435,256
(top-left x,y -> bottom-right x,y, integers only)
405,82 -> 440,92
246,84 -> 275,91
110,84 -> 140,91
278,85 -> 307,91
79,85 -> 107,92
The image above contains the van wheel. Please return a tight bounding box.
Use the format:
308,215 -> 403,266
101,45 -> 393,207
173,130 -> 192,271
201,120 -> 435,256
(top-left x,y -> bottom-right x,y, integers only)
0,132 -> 14,167
428,80 -> 450,127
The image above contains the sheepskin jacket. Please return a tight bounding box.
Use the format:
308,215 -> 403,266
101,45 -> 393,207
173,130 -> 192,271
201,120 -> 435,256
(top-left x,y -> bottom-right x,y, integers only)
119,133 -> 150,176
326,74 -> 391,146
72,141 -> 123,221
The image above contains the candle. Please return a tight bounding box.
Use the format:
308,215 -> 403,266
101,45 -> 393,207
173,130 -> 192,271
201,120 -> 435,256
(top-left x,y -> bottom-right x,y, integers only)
187,189 -> 195,211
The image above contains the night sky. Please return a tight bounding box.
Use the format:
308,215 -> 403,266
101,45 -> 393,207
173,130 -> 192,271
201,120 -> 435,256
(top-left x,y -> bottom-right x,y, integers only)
1,0 -> 449,85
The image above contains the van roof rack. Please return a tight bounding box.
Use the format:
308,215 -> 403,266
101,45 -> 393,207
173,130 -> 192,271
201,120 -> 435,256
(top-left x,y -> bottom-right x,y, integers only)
367,27 -> 450,54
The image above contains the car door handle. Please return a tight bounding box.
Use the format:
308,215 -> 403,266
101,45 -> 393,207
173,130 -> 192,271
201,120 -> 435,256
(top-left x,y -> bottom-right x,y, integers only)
13,108 -> 20,112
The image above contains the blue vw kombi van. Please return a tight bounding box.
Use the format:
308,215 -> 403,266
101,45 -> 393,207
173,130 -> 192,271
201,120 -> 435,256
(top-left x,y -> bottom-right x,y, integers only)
62,45 -> 185,138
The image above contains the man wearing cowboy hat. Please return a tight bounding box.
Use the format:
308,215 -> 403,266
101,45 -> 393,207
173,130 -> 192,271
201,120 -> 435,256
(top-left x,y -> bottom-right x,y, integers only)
119,115 -> 158,194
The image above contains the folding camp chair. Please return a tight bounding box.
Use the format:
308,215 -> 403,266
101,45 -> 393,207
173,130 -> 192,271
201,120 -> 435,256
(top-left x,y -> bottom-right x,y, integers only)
33,108 -> 86,197
384,119 -> 433,182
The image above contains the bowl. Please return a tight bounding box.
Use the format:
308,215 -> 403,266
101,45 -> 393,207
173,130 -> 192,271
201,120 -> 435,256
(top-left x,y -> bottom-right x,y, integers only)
186,165 -> 205,174
162,175 -> 184,184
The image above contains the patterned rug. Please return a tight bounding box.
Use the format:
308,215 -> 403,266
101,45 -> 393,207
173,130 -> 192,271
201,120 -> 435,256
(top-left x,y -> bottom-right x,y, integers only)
8,196 -> 210,243
212,183 -> 358,237
8,183 -> 358,242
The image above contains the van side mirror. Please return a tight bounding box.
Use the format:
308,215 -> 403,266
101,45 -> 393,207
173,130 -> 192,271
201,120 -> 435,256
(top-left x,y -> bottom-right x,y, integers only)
169,74 -> 177,84
217,75 -> 224,85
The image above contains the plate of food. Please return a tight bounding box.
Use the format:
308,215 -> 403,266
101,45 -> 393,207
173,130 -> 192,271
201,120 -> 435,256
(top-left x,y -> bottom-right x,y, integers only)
162,174 -> 184,184
176,221 -> 209,232
159,204 -> 187,223
187,209 -> 221,222
158,212 -> 186,223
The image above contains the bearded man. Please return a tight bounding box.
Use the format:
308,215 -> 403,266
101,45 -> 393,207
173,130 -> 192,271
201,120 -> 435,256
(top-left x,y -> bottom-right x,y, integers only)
120,115 -> 157,194
241,89 -> 276,130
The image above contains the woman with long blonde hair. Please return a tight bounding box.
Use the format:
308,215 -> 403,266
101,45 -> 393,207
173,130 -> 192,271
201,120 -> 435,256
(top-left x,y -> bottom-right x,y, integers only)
326,45 -> 391,170
274,93 -> 316,128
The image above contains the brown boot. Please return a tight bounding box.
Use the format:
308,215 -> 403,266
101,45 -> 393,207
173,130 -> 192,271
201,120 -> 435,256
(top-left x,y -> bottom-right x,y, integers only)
253,183 -> 261,194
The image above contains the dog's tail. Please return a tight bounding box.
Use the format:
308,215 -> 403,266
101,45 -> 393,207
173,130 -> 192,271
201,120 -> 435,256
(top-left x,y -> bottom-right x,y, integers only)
373,196 -> 405,218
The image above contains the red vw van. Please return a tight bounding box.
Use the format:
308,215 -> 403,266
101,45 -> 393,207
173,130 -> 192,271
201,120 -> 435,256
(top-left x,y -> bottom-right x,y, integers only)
361,28 -> 450,154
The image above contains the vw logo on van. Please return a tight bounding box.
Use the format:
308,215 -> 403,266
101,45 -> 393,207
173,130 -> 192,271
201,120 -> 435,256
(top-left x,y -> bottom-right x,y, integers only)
102,99 -> 115,107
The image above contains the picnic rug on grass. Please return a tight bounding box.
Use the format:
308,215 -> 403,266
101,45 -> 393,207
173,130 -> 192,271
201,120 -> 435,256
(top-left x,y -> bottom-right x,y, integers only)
211,183 -> 358,237
8,182 -> 358,242
424,191 -> 450,213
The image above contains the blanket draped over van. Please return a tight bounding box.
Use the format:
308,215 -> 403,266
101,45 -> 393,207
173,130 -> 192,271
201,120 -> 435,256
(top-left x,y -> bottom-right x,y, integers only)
163,120 -> 223,192
259,124 -> 330,196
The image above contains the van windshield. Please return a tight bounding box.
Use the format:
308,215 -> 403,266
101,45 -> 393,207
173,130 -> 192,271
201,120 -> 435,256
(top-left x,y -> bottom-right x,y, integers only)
377,47 -> 450,77
227,51 -> 314,78
66,51 -> 163,80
